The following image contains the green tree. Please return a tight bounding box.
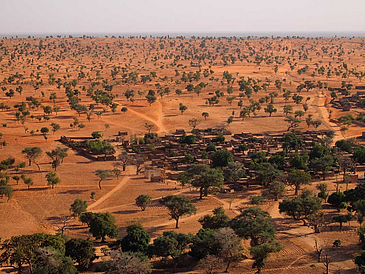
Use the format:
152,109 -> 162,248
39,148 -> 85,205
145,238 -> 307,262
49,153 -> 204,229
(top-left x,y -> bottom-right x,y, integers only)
199,207 -> 229,230
265,181 -> 286,201
65,238 -> 96,269
45,172 -> 61,189
285,115 -> 301,131
353,146 -> 365,164
328,192 -> 345,208
255,163 -> 282,187
135,194 -> 152,211
264,104 -> 277,117
91,131 -> 102,139
310,155 -> 334,180
146,95 -> 157,106
279,191 -> 321,225
70,198 -> 87,217
22,147 -> 42,169
33,247 -> 78,274
21,174 -> 33,190
95,169 -> 112,190
211,150 -> 233,167
50,122 -> 60,134
354,199 -> 365,224
179,103 -> 187,115
46,146 -> 68,171
250,242 -> 281,274
190,229 -> 220,260
159,195 -> 196,228
89,212 -> 118,242
283,105 -> 293,116
120,224 -> 151,254
355,250 -> 365,274
287,169 -> 311,195
148,231 -> 193,272
333,214 -> 352,230
184,164 -> 224,199
0,233 -> 66,274
316,183 -> 329,202
202,112 -> 209,120
223,162 -> 246,185
229,207 -> 276,246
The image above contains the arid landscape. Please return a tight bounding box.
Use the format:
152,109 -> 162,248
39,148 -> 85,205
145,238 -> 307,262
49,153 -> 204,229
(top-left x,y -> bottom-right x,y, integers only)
1,35 -> 365,273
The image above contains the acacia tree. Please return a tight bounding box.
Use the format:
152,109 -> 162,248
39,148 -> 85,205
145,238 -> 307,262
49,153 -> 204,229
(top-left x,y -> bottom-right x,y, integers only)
45,172 -> 61,189
188,118 -> 200,130
21,174 -> 33,190
46,147 -> 68,171
144,123 -> 154,133
160,195 -> 196,228
202,112 -> 209,120
229,207 -> 280,272
264,104 -> 277,117
179,103 -> 187,115
70,199 -> 87,217
287,169 -> 311,195
95,169 -> 112,190
22,147 -> 42,170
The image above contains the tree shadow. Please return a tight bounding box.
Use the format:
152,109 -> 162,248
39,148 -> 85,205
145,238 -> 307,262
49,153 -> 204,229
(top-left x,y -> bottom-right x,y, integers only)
59,189 -> 88,195
113,209 -> 139,215
155,188 -> 177,192
16,187 -> 49,192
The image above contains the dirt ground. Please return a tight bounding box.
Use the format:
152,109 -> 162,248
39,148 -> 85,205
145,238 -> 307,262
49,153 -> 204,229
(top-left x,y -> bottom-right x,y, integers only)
1,36 -> 365,273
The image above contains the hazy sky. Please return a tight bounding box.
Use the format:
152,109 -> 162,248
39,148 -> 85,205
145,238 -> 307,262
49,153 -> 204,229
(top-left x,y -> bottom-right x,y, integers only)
0,0 -> 364,35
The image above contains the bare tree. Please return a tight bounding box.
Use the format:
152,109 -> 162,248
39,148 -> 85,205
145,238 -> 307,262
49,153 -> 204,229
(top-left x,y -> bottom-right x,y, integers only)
55,215 -> 72,235
117,152 -> 130,171
197,255 -> 223,274
322,252 -> 330,274
314,239 -> 324,263
132,155 -> 145,175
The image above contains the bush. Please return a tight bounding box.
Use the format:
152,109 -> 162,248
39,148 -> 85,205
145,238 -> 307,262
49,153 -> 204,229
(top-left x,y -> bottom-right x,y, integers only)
250,196 -> 265,205
328,192 -> 345,208
180,134 -> 196,144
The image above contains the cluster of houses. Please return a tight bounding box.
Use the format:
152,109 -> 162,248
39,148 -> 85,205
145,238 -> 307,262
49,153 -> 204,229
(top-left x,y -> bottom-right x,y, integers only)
121,128 -> 341,185
59,136 -> 117,161
61,127 -> 365,187
332,86 -> 365,111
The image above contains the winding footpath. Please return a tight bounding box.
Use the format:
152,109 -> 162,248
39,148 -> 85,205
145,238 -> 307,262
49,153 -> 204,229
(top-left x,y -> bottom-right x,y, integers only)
127,99 -> 167,134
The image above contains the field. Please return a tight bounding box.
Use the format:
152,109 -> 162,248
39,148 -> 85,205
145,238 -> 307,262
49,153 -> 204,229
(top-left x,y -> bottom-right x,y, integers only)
1,36 -> 365,273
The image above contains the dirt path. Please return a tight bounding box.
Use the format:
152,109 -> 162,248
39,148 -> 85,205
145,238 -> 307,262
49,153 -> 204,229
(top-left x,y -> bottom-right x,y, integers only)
146,195 -> 243,233
92,188 -> 189,213
87,174 -> 131,211
128,99 -> 167,134
312,91 -> 344,143
269,201 -> 314,242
